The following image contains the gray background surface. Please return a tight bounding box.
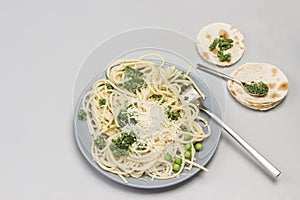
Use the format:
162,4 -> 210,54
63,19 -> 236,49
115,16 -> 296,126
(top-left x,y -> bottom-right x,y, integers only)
0,0 -> 299,199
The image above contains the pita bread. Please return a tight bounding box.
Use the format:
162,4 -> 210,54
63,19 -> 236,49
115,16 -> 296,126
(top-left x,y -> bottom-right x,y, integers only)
196,22 -> 245,67
240,100 -> 282,111
227,63 -> 288,111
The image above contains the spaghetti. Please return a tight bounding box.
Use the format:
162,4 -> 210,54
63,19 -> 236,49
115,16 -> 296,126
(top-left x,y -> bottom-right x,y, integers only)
80,54 -> 210,182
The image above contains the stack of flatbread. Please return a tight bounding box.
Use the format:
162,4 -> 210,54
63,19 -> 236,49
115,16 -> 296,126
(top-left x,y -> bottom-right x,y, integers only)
227,63 -> 288,111
196,22 -> 245,67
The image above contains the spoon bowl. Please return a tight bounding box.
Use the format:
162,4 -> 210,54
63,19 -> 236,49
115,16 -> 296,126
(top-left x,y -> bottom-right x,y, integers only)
241,81 -> 269,97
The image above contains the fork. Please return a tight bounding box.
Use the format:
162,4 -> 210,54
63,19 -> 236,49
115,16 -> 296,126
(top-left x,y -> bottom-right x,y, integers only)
185,86 -> 281,179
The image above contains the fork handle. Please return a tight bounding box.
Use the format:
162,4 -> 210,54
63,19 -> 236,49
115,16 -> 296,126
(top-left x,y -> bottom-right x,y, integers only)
202,108 -> 281,178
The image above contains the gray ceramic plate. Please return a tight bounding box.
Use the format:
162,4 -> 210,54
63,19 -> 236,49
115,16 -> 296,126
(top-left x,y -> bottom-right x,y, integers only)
73,50 -> 222,189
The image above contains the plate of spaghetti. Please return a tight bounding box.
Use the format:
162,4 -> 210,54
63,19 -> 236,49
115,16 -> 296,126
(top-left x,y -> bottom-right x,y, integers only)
74,51 -> 222,189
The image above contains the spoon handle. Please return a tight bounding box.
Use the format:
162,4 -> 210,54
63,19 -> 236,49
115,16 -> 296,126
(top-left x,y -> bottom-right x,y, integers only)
201,108 -> 281,179
196,64 -> 242,84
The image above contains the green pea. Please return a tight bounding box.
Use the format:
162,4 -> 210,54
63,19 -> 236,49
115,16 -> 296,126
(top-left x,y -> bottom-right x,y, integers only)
185,143 -> 192,151
173,163 -> 181,172
184,151 -> 191,159
164,153 -> 172,162
195,143 -> 203,151
174,157 -> 182,165
184,134 -> 192,141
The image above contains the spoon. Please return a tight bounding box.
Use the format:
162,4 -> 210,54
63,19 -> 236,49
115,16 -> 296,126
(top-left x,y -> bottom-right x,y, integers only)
196,64 -> 269,97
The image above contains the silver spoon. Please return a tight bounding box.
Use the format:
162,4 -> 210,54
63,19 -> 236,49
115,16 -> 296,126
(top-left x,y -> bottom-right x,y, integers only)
196,64 -> 269,97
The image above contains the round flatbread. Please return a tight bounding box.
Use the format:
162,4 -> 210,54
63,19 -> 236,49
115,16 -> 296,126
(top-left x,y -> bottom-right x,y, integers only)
240,100 -> 282,111
227,63 -> 288,111
196,22 -> 245,67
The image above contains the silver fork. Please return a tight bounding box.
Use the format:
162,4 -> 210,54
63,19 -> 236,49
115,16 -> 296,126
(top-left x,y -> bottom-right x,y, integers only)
183,86 -> 281,179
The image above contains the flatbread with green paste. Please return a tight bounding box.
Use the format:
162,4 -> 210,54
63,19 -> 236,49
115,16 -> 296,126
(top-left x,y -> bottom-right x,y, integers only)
196,22 -> 245,67
227,63 -> 289,111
